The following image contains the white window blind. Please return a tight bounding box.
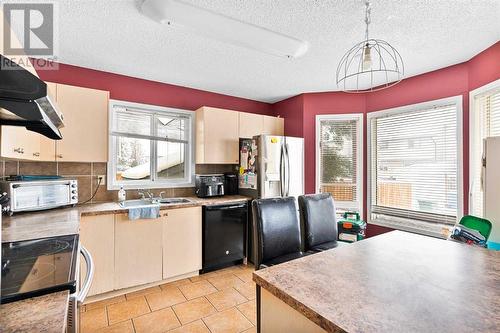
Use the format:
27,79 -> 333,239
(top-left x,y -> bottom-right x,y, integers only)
317,115 -> 362,212
470,88 -> 500,217
370,104 -> 459,226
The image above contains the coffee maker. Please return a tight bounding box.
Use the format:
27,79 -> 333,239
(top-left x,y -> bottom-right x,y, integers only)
195,174 -> 225,198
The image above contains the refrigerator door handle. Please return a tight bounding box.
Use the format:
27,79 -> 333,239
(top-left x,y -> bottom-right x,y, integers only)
285,143 -> 291,197
280,143 -> 285,197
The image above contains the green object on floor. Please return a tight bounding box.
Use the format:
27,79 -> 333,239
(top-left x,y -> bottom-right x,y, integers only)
338,212 -> 367,243
459,215 -> 492,241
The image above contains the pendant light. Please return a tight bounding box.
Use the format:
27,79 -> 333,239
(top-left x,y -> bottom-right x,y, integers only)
336,0 -> 404,93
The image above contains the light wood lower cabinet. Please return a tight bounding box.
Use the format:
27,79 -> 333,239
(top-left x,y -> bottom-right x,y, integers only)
80,207 -> 203,296
114,214 -> 164,290
80,214 -> 115,296
163,207 -> 202,279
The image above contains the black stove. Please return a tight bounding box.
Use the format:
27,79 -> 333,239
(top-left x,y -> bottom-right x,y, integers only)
1,234 -> 79,304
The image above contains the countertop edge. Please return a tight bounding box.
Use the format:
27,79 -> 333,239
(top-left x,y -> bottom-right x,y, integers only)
80,196 -> 252,216
3,195 -> 253,242
252,273 -> 346,333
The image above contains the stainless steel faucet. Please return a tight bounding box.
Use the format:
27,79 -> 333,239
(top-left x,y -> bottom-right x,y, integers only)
138,189 -> 154,200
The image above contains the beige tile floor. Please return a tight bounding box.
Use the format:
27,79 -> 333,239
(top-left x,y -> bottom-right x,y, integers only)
81,265 -> 257,333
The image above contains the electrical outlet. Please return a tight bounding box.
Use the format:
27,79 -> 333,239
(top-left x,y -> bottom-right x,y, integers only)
97,175 -> 106,185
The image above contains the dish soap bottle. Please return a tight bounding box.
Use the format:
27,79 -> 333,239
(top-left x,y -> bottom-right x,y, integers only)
118,186 -> 126,202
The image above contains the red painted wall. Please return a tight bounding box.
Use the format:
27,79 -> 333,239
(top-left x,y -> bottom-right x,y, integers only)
273,94 -> 305,137
36,62 -> 273,115
468,41 -> 500,91
303,93 -> 366,196
275,42 -> 500,237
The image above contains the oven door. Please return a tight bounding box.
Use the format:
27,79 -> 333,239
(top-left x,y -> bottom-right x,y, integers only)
67,245 -> 94,333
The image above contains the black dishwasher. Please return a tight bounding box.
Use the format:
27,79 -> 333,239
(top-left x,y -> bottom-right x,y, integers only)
202,202 -> 248,273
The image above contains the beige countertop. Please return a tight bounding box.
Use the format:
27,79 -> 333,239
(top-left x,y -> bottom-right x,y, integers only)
253,231 -> 500,333
1,195 -> 251,332
2,195 -> 251,242
0,291 -> 69,333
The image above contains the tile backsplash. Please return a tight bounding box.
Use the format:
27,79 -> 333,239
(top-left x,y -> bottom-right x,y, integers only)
0,161 -> 237,204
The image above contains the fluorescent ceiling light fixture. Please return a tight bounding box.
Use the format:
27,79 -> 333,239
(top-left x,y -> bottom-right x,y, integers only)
141,0 -> 309,59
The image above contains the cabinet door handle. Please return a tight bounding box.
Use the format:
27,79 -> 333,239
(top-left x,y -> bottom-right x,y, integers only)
33,152 -> 40,157
14,147 -> 24,154
57,154 -> 63,158
161,212 -> 168,217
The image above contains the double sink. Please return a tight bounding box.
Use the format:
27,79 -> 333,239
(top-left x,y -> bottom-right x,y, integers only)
118,197 -> 193,208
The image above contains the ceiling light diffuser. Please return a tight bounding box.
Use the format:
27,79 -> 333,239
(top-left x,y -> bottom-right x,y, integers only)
141,0 -> 308,59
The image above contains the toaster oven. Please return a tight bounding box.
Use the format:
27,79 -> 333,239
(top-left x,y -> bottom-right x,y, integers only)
0,179 -> 78,215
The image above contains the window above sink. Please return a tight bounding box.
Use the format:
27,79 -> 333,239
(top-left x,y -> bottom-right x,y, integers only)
108,100 -> 195,190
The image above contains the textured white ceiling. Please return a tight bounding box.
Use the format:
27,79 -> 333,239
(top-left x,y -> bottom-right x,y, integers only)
50,0 -> 500,103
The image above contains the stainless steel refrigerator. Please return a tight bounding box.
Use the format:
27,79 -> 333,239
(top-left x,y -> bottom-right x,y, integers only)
239,135 -> 304,263
239,135 -> 304,199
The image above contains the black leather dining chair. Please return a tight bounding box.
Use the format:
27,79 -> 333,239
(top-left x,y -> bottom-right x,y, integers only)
252,197 -> 309,270
298,193 -> 340,252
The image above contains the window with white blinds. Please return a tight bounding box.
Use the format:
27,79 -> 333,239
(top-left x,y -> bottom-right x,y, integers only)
108,100 -> 195,189
316,114 -> 363,213
368,97 -> 462,228
470,84 -> 500,217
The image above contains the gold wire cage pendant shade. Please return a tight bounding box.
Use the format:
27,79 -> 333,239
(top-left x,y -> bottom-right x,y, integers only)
336,1 -> 404,93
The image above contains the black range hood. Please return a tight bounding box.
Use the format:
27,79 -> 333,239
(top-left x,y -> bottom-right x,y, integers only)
0,55 -> 63,140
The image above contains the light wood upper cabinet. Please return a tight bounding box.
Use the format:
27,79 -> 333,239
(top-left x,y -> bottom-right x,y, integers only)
0,81 -> 109,162
55,84 -> 109,162
0,83 -> 56,160
196,107 -> 240,164
263,115 -> 284,136
114,214 -> 163,290
163,207 -> 202,280
239,112 -> 264,138
0,126 -> 42,160
80,214 -> 115,296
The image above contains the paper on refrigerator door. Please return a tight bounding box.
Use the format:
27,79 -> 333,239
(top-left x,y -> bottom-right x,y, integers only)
240,151 -> 248,169
239,173 -> 257,189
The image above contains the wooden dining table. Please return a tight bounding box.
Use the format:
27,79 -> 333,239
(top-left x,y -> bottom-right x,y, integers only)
253,230 -> 500,332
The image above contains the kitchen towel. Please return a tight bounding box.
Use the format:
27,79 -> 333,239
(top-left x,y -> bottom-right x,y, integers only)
128,205 -> 160,220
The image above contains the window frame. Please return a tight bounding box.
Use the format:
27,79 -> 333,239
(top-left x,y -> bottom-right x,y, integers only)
469,78 -> 500,217
107,99 -> 195,190
366,96 -> 463,237
315,113 -> 364,217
